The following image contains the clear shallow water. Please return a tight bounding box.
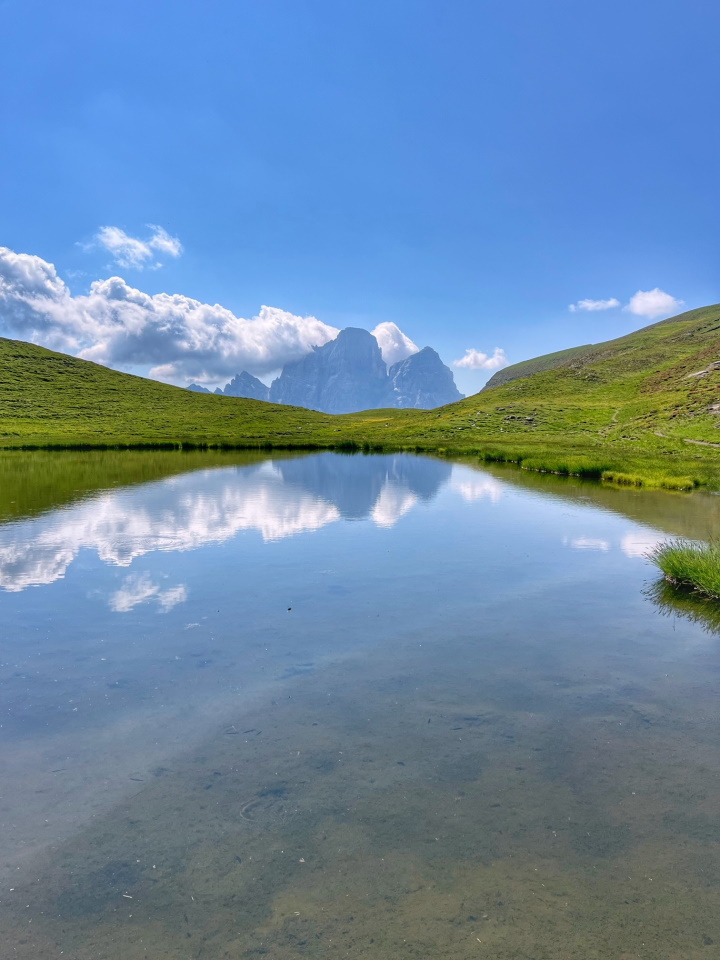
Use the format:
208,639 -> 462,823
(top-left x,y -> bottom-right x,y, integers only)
0,451 -> 719,959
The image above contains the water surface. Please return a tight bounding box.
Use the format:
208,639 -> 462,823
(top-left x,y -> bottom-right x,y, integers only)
0,451 -> 718,959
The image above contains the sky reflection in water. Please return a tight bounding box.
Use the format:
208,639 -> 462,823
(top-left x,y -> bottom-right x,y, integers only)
0,453 -> 718,959
0,453 -> 668,596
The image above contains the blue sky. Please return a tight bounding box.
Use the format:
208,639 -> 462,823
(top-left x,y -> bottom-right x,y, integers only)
1,0 -> 718,393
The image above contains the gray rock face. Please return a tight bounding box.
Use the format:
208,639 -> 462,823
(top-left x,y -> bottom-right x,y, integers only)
270,327 -> 395,414
389,347 -> 464,408
218,372 -> 269,402
188,373 -> 270,400
186,330 -> 463,413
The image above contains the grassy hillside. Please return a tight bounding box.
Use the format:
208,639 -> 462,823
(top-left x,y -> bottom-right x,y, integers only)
368,304 -> 720,486
483,342 -> 595,389
2,304 -> 720,488
375,304 -> 720,443
0,336 -> 342,446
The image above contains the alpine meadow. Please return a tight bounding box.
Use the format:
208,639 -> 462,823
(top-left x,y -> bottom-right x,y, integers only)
2,304 -> 719,490
3,5 -> 720,957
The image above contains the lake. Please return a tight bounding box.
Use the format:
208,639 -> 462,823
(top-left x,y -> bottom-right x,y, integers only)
0,450 -> 719,959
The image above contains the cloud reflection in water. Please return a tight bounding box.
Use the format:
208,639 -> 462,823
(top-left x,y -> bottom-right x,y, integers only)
109,574 -> 187,613
0,454 -> 455,593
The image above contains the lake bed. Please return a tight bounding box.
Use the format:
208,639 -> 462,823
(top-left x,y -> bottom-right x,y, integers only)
0,451 -> 719,958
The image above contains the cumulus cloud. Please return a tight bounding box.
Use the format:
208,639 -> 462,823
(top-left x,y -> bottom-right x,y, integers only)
569,297 -> 620,312
624,288 -> 684,320
0,246 -> 341,382
371,321 -> 419,366
93,225 -> 183,270
453,347 -> 507,371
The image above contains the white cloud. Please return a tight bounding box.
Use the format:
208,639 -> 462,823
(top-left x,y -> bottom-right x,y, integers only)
95,227 -> 153,270
620,531 -> 662,559
145,225 -> 183,259
0,246 -> 341,381
0,477 -> 339,592
624,288 -> 684,320
93,225 -> 183,270
110,572 -> 161,611
157,584 -> 188,611
563,537 -> 610,551
0,458 -> 433,592
569,297 -> 620,312
110,573 -> 187,613
371,322 -> 419,366
451,477 -> 503,503
561,530 -> 663,558
453,347 -> 507,371
371,486 -> 418,527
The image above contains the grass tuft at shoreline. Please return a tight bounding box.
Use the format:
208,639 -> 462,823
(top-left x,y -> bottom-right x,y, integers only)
475,446 -> 703,490
649,539 -> 720,599
600,470 -> 698,491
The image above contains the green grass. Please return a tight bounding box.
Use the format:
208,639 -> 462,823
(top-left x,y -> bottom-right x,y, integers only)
600,470 -> 698,491
0,448 -> 303,523
0,336 -> 347,447
483,342 -> 596,389
473,443 -> 710,489
645,578 -> 720,634
649,539 -> 720,599
2,302 -> 720,489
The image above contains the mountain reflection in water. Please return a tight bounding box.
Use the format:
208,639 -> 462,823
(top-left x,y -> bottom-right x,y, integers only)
2,452 -> 720,958
0,454 -> 459,592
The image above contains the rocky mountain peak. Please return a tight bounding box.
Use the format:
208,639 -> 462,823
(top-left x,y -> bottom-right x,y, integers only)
216,371 -> 269,401
389,346 -> 464,408
269,327 -> 394,413
187,328 -> 462,414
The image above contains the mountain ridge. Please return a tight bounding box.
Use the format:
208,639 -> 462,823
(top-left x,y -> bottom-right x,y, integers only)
483,343 -> 596,389
269,327 -> 392,413
1,305 -> 719,487
216,371 -> 269,401
389,346 -> 464,408
191,328 -> 463,412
